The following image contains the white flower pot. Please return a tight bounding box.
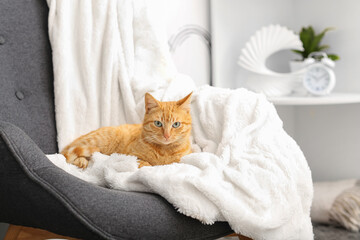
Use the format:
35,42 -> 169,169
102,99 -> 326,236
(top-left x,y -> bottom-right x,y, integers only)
289,60 -> 308,72
289,60 -> 307,94
289,60 -> 306,72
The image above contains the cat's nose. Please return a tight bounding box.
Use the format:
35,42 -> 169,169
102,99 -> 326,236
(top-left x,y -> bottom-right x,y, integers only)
164,133 -> 170,140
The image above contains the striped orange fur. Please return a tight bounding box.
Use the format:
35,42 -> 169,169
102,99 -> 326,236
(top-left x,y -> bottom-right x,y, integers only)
61,92 -> 193,169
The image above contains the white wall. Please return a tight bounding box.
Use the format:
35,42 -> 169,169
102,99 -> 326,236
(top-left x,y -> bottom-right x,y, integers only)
295,105 -> 360,181
211,0 -> 360,181
165,0 -> 211,86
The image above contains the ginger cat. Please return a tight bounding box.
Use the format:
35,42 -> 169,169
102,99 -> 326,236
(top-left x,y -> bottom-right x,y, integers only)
61,92 -> 193,169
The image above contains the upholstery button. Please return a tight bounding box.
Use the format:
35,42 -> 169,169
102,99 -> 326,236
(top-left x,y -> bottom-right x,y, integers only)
15,91 -> 24,100
0,36 -> 5,45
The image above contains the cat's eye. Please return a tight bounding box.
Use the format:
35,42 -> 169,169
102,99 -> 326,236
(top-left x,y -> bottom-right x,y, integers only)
154,121 -> 163,127
172,122 -> 181,128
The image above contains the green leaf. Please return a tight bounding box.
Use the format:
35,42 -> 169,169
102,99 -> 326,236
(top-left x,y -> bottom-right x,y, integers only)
299,26 -> 315,58
309,27 -> 334,53
327,54 -> 340,61
292,49 -> 304,54
291,49 -> 307,60
318,45 -> 330,51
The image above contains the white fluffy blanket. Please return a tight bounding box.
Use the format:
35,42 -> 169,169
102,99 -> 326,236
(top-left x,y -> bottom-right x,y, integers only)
46,0 -> 314,239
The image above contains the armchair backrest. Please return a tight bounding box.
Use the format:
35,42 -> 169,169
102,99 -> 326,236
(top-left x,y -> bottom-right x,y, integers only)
0,0 -> 58,153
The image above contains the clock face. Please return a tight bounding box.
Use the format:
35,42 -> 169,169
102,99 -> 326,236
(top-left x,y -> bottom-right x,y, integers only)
303,64 -> 335,95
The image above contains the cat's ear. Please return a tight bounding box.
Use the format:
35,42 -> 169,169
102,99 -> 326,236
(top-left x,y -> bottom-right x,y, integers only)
177,92 -> 193,112
145,93 -> 160,113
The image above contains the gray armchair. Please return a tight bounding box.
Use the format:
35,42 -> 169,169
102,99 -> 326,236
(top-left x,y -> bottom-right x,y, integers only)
0,0 -> 233,239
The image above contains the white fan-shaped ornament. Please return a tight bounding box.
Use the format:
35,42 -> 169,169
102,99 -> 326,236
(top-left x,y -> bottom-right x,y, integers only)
238,24 -> 304,96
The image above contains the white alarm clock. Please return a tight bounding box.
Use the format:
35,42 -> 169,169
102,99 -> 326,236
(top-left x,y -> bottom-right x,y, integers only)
303,52 -> 336,96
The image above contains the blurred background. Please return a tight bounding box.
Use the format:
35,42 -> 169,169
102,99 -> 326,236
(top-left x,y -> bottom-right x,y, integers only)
166,0 -> 360,182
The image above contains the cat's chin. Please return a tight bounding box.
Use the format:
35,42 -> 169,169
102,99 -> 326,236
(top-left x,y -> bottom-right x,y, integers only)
159,140 -> 173,145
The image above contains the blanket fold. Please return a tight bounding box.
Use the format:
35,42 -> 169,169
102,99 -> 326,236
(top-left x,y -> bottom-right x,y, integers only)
47,0 -> 314,239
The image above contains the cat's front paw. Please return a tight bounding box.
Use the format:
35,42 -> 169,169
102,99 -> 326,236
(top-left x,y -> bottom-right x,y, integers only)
72,157 -> 89,169
137,160 -> 151,168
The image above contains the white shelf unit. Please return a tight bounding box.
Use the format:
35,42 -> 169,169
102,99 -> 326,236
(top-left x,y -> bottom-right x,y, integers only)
268,93 -> 360,106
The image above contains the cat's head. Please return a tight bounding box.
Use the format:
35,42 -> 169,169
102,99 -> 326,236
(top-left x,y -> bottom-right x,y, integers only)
142,92 -> 192,145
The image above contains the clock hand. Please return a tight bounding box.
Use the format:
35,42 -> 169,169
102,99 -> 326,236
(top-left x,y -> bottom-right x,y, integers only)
318,73 -> 329,79
308,72 -> 317,79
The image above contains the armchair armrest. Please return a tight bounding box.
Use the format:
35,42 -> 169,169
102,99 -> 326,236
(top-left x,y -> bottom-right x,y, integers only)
0,121 -> 232,239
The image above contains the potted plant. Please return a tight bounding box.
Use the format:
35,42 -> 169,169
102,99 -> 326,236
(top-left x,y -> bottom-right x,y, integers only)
290,26 -> 340,71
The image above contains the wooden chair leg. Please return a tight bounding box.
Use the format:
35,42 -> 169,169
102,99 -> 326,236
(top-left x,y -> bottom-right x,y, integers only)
237,234 -> 253,240
4,225 -> 23,240
226,233 -> 253,240
6,225 -> 252,240
4,224 -> 80,240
